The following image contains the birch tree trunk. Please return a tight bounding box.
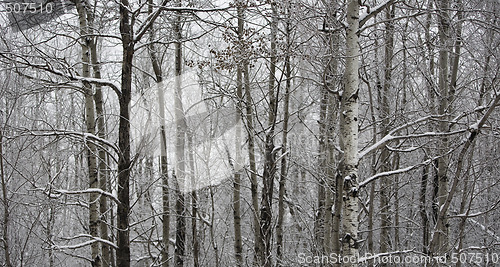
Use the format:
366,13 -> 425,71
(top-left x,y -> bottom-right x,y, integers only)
86,4 -> 111,264
76,1 -> 100,265
340,0 -> 360,265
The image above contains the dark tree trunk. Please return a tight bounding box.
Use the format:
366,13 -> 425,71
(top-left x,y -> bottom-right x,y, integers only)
117,1 -> 134,266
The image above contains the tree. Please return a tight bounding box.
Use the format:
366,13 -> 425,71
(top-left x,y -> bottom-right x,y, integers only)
147,1 -> 171,266
0,0 -> 499,266
340,0 -> 360,265
173,1 -> 187,266
75,1 -> 100,265
232,2 -> 245,266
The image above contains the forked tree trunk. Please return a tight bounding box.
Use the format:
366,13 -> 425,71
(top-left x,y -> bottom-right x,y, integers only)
259,2 -> 278,266
237,5 -> 262,263
340,0 -> 360,266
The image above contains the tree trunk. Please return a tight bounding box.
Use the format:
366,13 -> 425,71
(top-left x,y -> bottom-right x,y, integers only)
233,3 -> 245,266
187,132 -> 199,267
420,163 -> 430,254
173,1 -> 186,265
259,3 -> 278,266
276,3 -> 291,263
86,3 -> 111,264
147,1 -> 170,266
320,4 -> 341,254
431,0 -> 451,256
456,146 -> 474,267
209,186 -> 220,267
244,59 -> 262,266
340,1 -> 360,266
117,1 -> 134,266
0,129 -> 12,267
315,72 -> 328,254
379,4 -> 395,260
325,94 -> 339,258
366,64 -> 377,264
76,1 -> 100,265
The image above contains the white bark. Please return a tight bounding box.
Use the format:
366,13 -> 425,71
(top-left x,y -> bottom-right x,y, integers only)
341,0 -> 360,265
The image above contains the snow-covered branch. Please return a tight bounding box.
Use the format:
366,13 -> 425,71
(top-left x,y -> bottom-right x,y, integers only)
134,0 -> 170,42
16,129 -> 119,157
359,0 -> 393,27
54,188 -> 120,204
34,187 -> 120,204
359,158 -> 433,188
358,129 -> 466,159
53,234 -> 118,250
157,6 -> 231,13
0,52 -> 121,95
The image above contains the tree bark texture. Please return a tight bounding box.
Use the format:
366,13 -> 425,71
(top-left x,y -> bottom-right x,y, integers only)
379,4 -> 395,259
340,0 -> 360,265
431,0 -> 451,256
117,0 -> 134,266
76,1 -> 100,265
